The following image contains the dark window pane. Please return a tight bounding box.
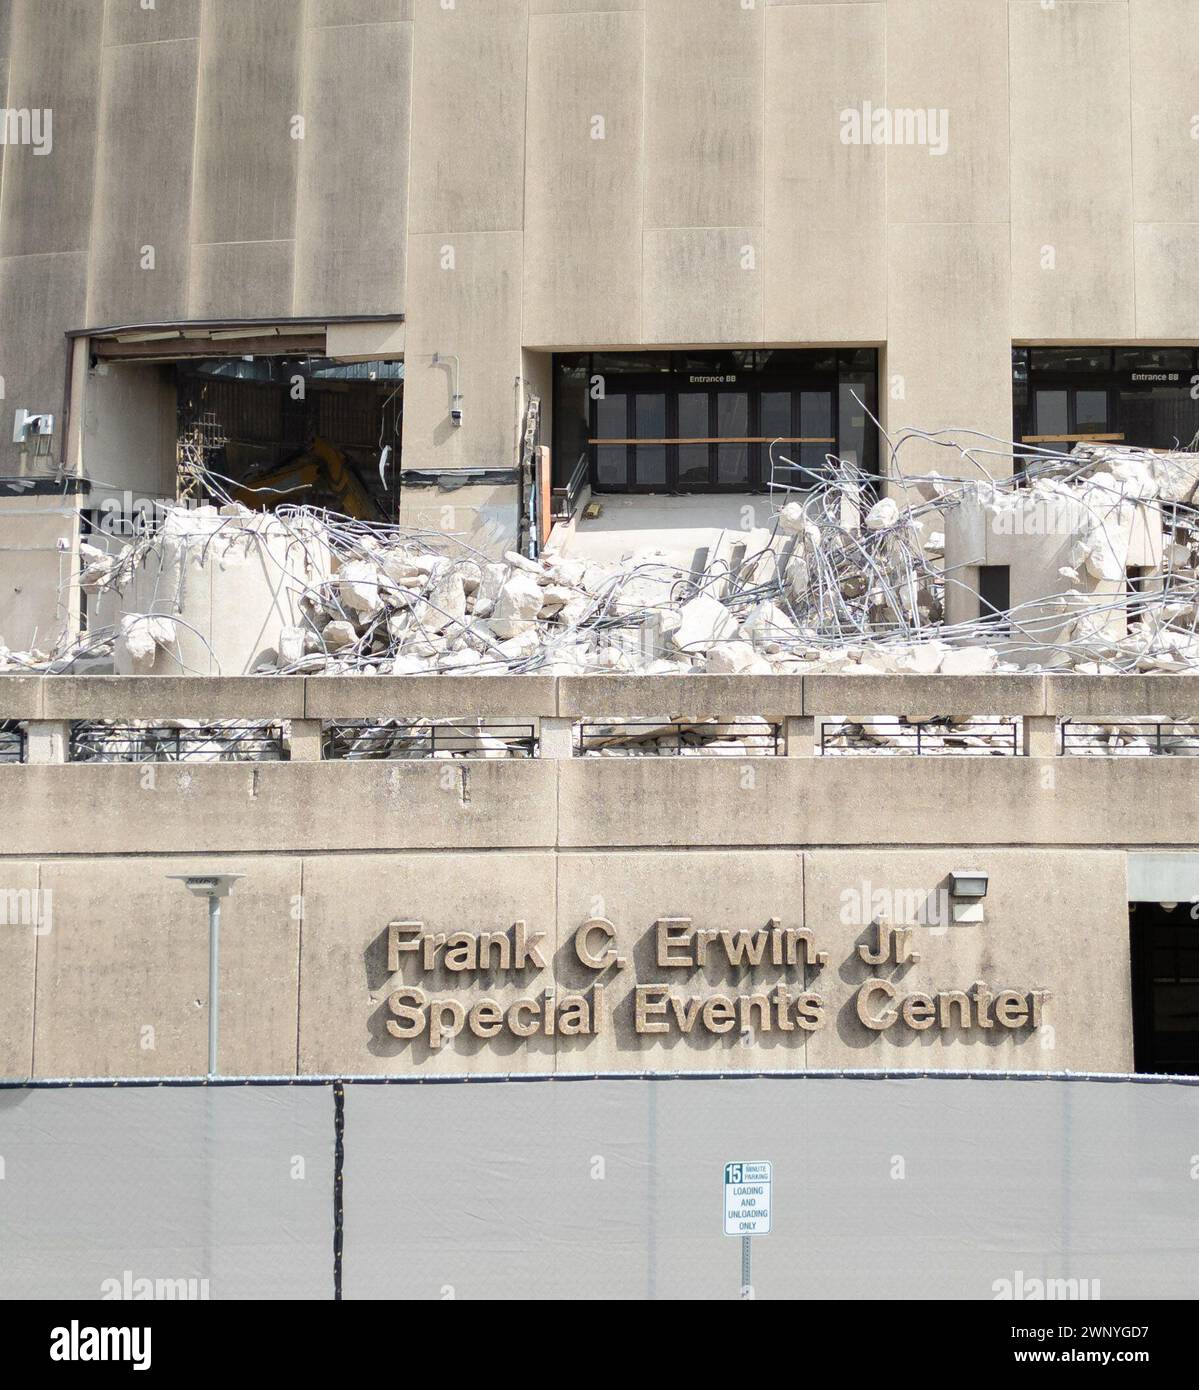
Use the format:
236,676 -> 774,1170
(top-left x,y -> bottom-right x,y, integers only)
678,393 -> 710,484
553,360 -> 591,487
1030,349 -> 1111,374
1153,947 -> 1176,981
979,565 -> 1011,626
597,447 -> 626,487
1116,348 -> 1195,373
633,398 -> 667,485
634,446 -> 666,486
716,393 -> 749,484
596,392 -> 626,437
761,391 -> 793,481
678,392 -> 708,437
1119,386 -> 1199,451
1075,390 -> 1109,434
591,353 -> 671,376
1034,388 -> 1069,436
799,391 -> 833,479
761,391 -> 792,439
676,351 -> 746,378
837,379 -> 869,469
595,392 -> 627,487
717,392 -> 748,436
839,348 -> 879,372
678,447 -> 708,484
757,348 -> 837,374
635,393 -> 666,439
717,445 -> 749,484
1153,983 -> 1199,1032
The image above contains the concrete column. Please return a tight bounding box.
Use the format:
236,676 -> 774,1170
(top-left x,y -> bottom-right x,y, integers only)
24,720 -> 71,765
539,717 -> 576,760
1022,715 -> 1058,759
784,716 -> 815,758
288,719 -> 325,763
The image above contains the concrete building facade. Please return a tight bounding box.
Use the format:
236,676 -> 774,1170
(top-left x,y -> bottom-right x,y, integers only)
2,0 -> 1199,652
2,671 -> 1198,1080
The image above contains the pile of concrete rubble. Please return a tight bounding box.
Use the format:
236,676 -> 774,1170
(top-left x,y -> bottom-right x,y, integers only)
2,440 -> 1198,696
87,451 -> 1199,681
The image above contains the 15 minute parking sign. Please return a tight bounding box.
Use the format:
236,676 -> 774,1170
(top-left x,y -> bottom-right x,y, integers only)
723,1161 -> 772,1235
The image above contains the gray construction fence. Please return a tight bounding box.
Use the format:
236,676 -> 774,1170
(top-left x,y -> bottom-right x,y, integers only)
1,1073 -> 1197,1300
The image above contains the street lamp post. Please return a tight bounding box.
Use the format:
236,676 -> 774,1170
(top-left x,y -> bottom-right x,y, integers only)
167,874 -> 244,1079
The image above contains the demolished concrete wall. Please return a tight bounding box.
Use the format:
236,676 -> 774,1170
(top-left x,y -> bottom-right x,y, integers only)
88,506 -> 331,677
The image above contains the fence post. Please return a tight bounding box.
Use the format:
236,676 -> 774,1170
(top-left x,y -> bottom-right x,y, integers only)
1022,715 -> 1057,758
289,719 -> 325,762
24,720 -> 71,765
784,716 -> 815,758
539,717 -> 575,760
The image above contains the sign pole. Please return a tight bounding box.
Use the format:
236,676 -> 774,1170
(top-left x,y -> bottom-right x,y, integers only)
207,892 -> 220,1079
724,1159 -> 771,1299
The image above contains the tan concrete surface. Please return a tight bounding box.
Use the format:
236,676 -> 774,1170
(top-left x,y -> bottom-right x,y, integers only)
0,844 -> 1141,1078
1009,0 -> 1135,342
3,0 -> 1199,648
764,0 -> 886,345
39,676 -> 308,721
554,849 -> 809,1072
0,860 -> 39,1076
86,36 -> 198,326
304,674 -> 557,720
0,760 -> 558,856
556,758 -> 1199,850
802,848 -> 1132,1073
31,856 -> 302,1078
297,850 -> 557,1075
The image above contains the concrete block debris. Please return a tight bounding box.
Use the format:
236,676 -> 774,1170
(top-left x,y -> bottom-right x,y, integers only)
5,434 -> 1199,683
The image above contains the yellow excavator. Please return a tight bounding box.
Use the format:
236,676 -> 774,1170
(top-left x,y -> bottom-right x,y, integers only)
230,437 -> 379,520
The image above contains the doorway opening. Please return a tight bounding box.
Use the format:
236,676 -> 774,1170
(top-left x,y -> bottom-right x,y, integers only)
1130,901 -> 1199,1075
72,319 -> 404,540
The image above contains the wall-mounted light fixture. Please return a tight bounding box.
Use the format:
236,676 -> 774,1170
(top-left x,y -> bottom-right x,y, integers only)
949,870 -> 989,923
12,408 -> 54,446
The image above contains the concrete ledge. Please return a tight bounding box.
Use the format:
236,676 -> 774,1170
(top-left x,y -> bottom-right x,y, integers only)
557,757 -> 1199,849
0,676 -> 44,719
40,677 -> 307,721
304,675 -> 558,720
0,756 -> 1195,855
5,673 -> 1199,726
1047,675 -> 1199,719
0,761 -> 558,855
557,674 -> 804,719
803,674 -> 1048,717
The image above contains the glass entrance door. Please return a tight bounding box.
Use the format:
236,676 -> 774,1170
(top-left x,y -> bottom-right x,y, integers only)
573,351 -> 864,494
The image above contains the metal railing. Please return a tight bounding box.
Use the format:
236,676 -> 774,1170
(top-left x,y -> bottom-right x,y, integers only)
551,452 -> 590,523
69,722 -> 288,763
821,718 -> 1022,756
1061,720 -> 1199,756
577,720 -> 782,757
322,720 -> 538,760
0,720 -> 25,764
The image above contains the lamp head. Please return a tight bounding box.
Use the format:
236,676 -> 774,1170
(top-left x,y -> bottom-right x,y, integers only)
167,874 -> 244,899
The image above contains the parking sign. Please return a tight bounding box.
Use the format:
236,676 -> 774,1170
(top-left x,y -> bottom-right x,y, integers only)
723,1161 -> 772,1236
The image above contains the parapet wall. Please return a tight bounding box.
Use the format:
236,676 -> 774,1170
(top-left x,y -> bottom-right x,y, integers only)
0,675 -> 1193,1081
3,670 -> 1199,719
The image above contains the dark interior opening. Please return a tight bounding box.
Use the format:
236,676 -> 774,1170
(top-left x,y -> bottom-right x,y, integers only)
978,565 -> 1011,628
177,356 -> 403,522
553,349 -> 879,495
1131,901 -> 1199,1076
